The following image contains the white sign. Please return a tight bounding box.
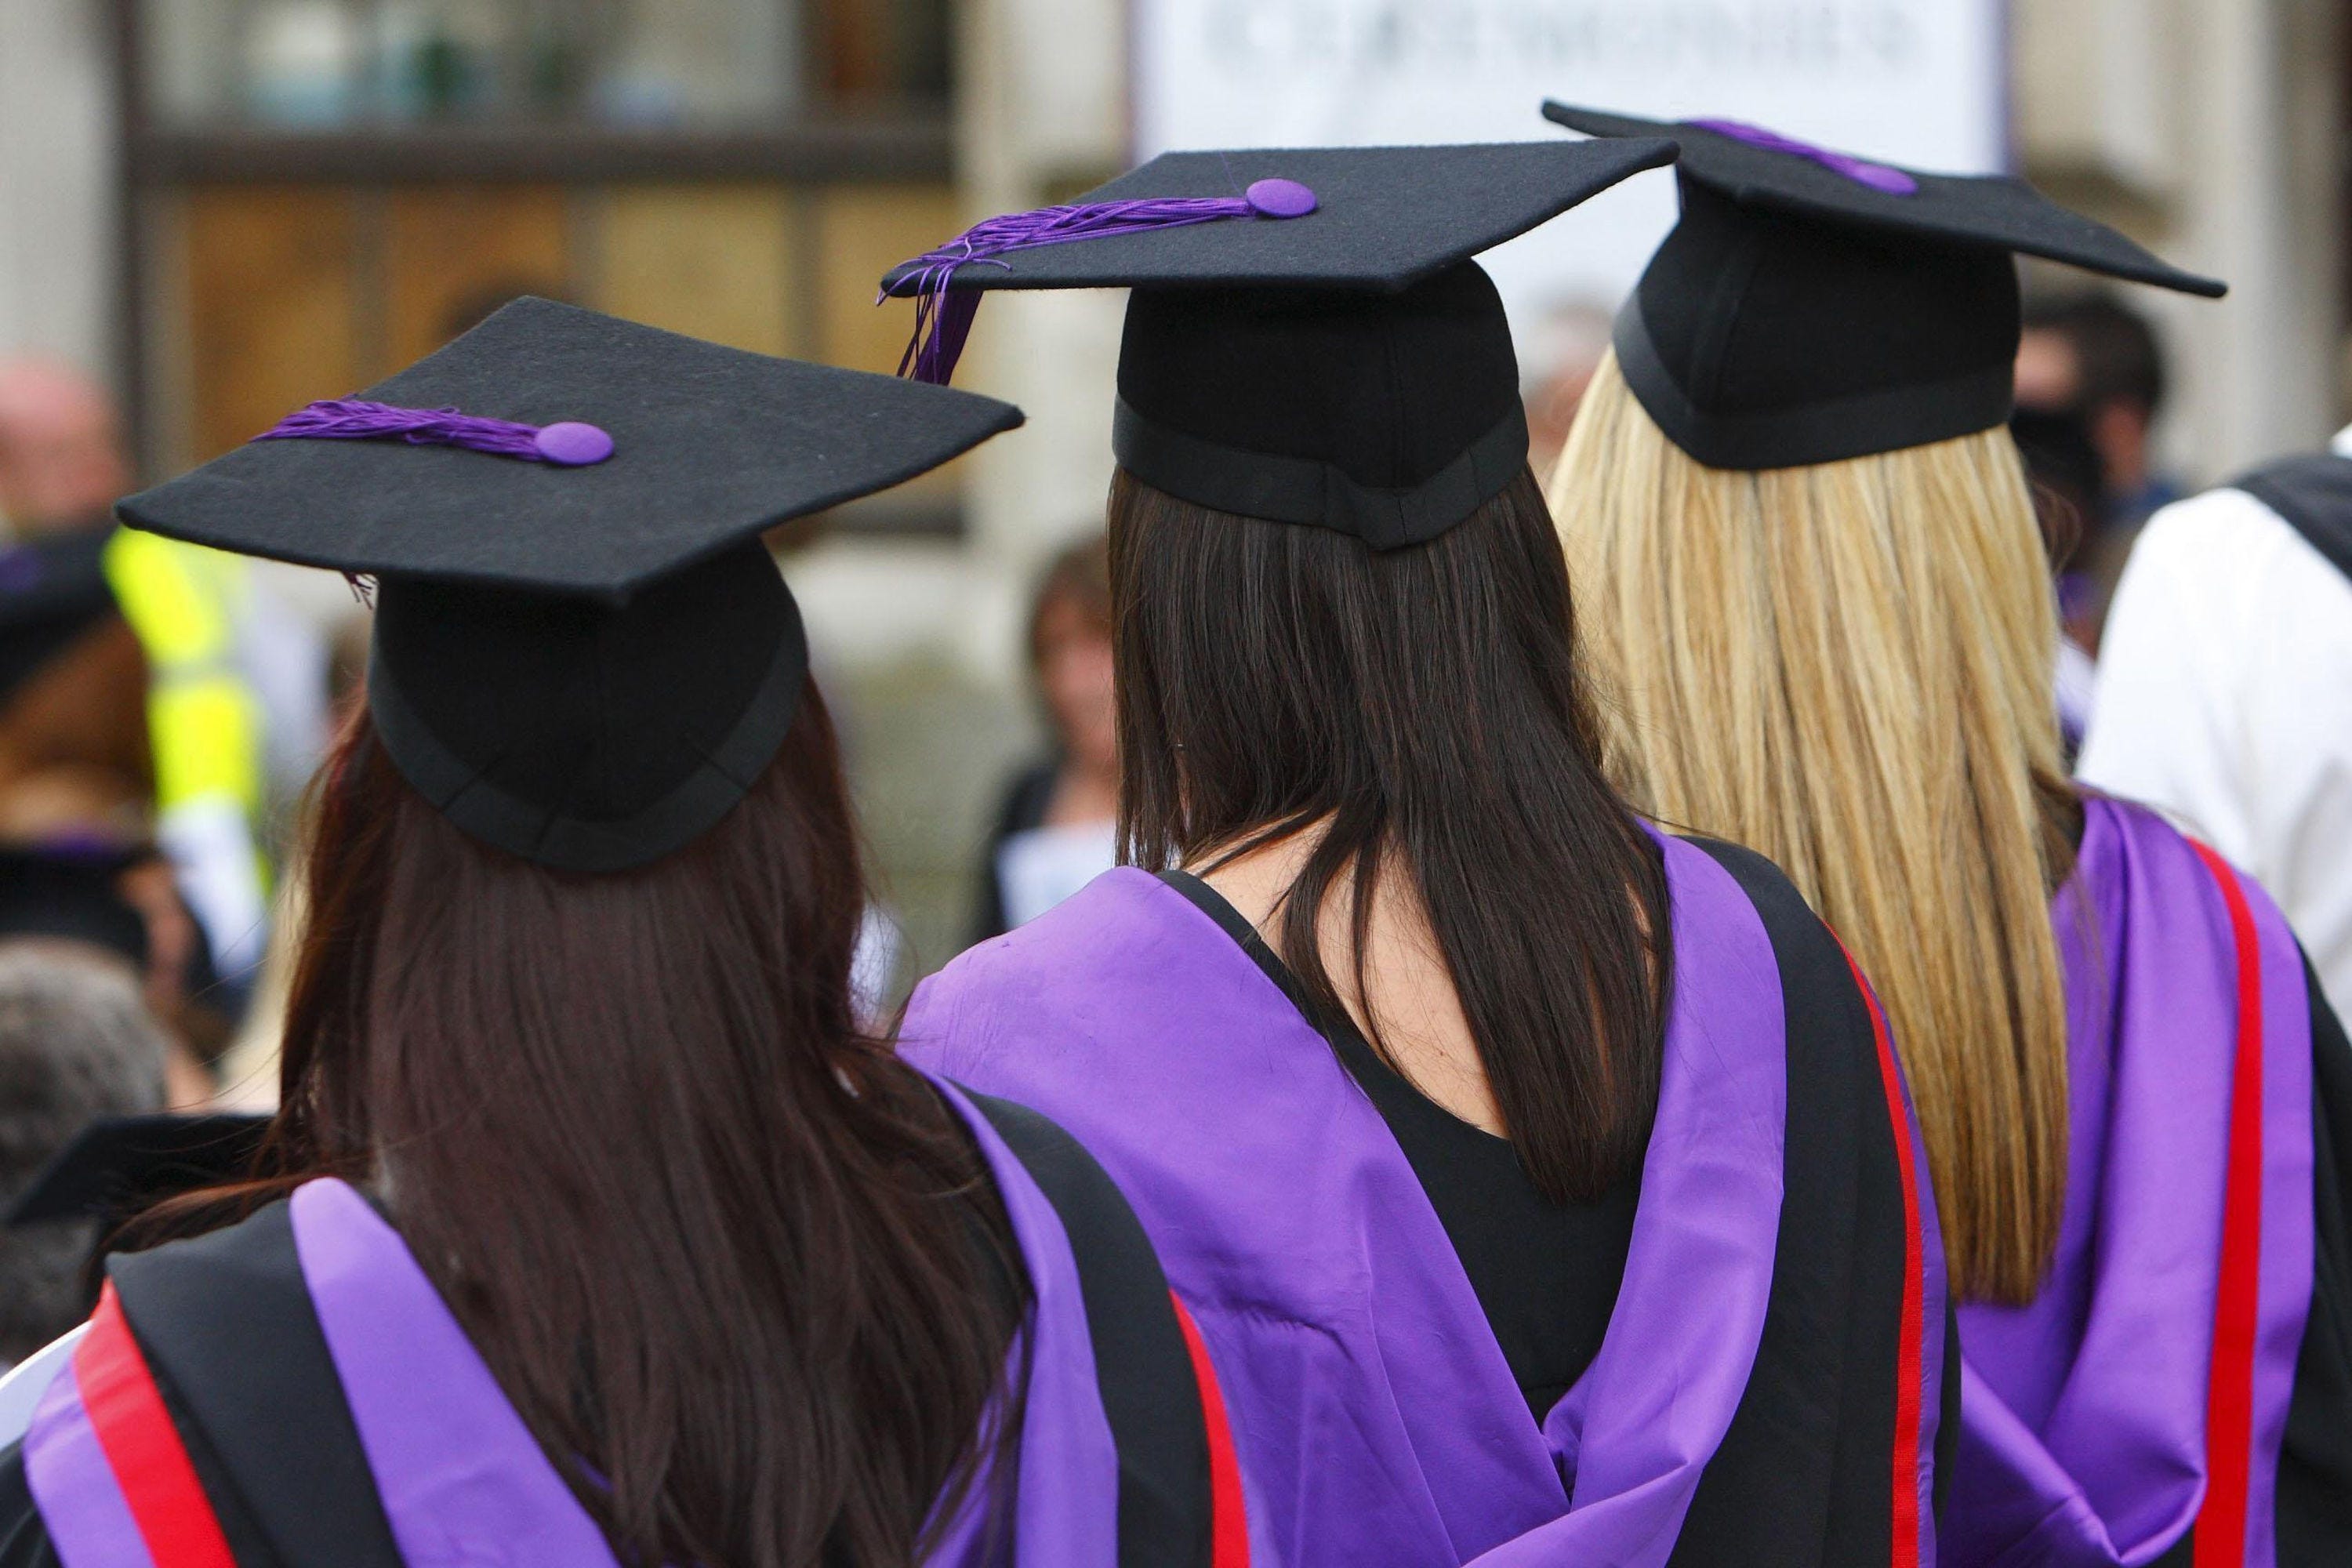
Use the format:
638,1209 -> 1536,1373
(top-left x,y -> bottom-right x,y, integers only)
1132,1 -> 2008,370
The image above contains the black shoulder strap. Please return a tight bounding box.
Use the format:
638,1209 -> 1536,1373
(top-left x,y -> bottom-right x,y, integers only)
960,1088 -> 1218,1568
107,1203 -> 405,1568
1669,837 -> 1920,1568
2229,452 -> 2352,586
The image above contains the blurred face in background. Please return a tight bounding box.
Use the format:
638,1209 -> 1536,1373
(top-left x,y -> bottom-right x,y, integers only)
2012,327 -> 2082,414
1034,590 -> 1118,780
0,361 -> 129,536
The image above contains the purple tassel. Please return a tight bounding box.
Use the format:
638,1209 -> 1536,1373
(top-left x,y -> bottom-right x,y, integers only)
883,178 -> 1319,386
1685,119 -> 1920,197
252,399 -> 615,466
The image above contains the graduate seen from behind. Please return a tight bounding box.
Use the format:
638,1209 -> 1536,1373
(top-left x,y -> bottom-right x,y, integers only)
880,140 -> 1950,1566
0,301 -> 1251,1568
1542,107 -> 2352,1566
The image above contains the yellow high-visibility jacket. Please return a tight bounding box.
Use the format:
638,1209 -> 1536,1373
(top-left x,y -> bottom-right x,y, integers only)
102,528 -> 270,974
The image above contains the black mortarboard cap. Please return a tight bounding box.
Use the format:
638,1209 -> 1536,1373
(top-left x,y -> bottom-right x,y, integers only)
6,1112 -> 269,1229
880,141 -> 1679,548
116,299 -> 1022,872
1543,105 -> 2226,470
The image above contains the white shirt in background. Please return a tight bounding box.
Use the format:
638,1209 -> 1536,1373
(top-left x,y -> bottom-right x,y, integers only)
996,820 -> 1119,932
2078,426 -> 2352,1020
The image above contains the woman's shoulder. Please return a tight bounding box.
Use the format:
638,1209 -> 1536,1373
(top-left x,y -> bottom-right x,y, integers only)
3,1189 -> 394,1568
1653,832 -> 1902,1122
915,866 -> 1218,1027
1662,832 -> 1816,928
1657,832 -> 1863,1007
2072,789 -> 2303,944
930,1079 -> 1246,1561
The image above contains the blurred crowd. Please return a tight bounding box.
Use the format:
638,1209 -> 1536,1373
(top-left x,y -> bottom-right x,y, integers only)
0,354 -> 331,1357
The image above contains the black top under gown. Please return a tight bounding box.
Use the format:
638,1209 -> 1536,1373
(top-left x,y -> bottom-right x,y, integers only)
1159,869 -> 1635,1421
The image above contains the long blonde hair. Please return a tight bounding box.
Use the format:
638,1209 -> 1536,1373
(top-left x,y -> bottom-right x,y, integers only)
1549,350 -> 2076,1305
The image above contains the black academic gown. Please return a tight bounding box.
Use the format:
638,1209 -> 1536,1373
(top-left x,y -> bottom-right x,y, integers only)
0,1091 -> 1248,1567
900,833 -> 1953,1566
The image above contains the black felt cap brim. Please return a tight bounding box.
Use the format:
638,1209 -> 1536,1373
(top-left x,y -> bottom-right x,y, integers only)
114,298 -> 1025,601
1544,104 -> 2225,299
7,1112 -> 270,1227
879,140 -> 1679,298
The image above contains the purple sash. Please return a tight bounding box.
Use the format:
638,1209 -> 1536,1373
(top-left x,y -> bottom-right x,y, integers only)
925,1078 -> 1123,1566
23,1348 -> 147,1568
1949,796 -> 2315,1566
902,837 -> 1935,1565
26,1083 -> 1126,1566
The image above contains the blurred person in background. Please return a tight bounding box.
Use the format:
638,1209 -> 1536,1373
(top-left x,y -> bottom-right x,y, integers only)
2006,403 -> 2109,750
2013,294 -> 2178,648
0,851 -> 216,1108
0,507 -> 234,1078
0,944 -> 170,1368
1548,107 -> 2347,1566
0,523 -> 153,844
968,534 -> 1119,945
2082,430 -> 2352,1025
0,358 -> 329,999
1520,299 -> 1617,480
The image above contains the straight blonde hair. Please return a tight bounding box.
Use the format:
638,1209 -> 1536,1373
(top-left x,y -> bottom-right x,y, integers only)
1548,350 -> 2076,1305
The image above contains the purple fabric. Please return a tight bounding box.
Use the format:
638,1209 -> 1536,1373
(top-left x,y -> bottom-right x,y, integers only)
884,192 -> 1305,385
252,399 -> 612,466
922,1076 -> 1123,1567
1684,119 -> 1921,194
22,1348 -> 153,1568
1949,796 -> 2316,1567
899,838 -> 1795,1566
24,1160 -> 1119,1566
291,1162 -> 1120,1567
290,1178 -> 625,1568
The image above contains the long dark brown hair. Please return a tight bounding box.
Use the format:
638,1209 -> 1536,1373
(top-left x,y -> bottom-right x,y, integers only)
1109,466 -> 1673,1202
205,686 -> 1026,1566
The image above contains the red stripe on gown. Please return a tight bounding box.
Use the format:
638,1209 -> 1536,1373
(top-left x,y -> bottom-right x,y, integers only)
1171,1291 -> 1250,1567
2189,842 -> 2264,1568
1841,946 -> 1924,1568
73,1285 -> 237,1568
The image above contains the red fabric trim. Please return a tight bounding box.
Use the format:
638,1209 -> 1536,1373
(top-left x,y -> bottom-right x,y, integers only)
1170,1291 -> 1249,1568
2190,842 -> 2264,1568
1840,945 -> 1924,1568
73,1286 -> 238,1568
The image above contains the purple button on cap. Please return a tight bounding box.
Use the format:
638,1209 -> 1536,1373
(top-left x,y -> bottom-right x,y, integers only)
533,422 -> 614,466
1245,179 -> 1319,220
